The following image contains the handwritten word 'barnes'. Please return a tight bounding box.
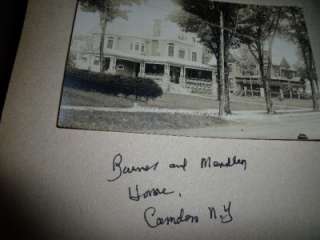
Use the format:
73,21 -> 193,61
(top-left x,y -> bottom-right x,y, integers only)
128,185 -> 174,202
201,156 -> 247,171
144,207 -> 199,228
107,153 -> 159,182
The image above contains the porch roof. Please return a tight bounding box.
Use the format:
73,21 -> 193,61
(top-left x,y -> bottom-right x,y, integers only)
82,49 -> 215,71
236,75 -> 302,83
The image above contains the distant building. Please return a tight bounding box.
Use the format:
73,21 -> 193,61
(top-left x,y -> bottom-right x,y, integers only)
71,20 -> 216,95
228,47 -> 305,98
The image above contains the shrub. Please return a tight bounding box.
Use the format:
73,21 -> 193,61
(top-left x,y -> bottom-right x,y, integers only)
64,69 -> 163,101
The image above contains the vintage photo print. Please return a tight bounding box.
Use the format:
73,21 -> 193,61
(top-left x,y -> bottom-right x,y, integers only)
57,0 -> 320,140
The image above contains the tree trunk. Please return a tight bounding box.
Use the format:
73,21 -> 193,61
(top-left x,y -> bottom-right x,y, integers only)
265,37 -> 275,113
308,46 -> 319,111
99,13 -> 107,72
216,56 -> 221,101
224,53 -> 231,114
310,78 -> 319,110
301,46 -> 319,110
224,74 -> 231,114
218,10 -> 225,117
259,61 -> 273,113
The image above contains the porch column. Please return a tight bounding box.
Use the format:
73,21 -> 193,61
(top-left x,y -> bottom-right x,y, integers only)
288,80 -> 292,99
250,77 -> 253,96
179,66 -> 185,87
139,62 -> 145,77
163,64 -> 170,92
87,54 -> 92,71
75,53 -> 80,68
107,56 -> 116,74
260,87 -> 264,97
164,64 -> 170,76
211,70 -> 217,96
279,88 -> 284,100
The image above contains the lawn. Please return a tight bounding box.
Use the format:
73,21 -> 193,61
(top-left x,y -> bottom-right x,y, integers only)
58,87 -> 315,135
61,87 -> 133,108
61,87 -> 312,111
58,109 -> 226,132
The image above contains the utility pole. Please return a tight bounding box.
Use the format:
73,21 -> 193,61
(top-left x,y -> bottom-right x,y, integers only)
219,10 -> 225,116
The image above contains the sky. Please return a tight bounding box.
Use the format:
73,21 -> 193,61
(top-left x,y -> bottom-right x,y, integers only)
73,0 -> 303,66
74,0 -> 181,37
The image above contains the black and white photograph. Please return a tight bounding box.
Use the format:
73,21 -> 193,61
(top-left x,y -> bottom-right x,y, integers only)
57,0 -> 320,140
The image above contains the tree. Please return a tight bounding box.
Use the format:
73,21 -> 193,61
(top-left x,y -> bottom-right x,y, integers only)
79,0 -> 142,72
283,7 -> 319,110
237,6 -> 283,114
171,0 -> 241,115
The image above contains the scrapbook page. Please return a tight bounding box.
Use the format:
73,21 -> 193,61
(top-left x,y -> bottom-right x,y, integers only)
1,0 -> 320,239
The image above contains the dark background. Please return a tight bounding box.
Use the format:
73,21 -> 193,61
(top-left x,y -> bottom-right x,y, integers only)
0,1 -> 28,119
0,2 -> 38,239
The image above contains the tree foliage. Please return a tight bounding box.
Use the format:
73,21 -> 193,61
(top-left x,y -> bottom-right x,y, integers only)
237,5 -> 284,113
78,0 -> 143,72
281,7 -> 319,110
79,0 -> 142,21
171,0 -> 241,115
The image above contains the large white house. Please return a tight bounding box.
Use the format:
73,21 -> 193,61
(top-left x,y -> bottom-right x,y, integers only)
70,20 -> 307,99
70,20 -> 216,95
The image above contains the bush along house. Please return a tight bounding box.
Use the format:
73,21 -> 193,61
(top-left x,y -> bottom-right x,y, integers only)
70,20 -> 217,95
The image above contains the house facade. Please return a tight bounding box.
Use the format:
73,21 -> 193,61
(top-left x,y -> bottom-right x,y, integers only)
228,48 -> 305,98
70,23 -> 306,99
71,20 -> 216,95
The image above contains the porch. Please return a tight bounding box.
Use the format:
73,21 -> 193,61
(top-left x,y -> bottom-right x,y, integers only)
101,55 -> 215,94
235,76 -> 305,99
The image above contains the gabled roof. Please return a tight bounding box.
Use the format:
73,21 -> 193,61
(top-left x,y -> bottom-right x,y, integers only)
280,57 -> 290,69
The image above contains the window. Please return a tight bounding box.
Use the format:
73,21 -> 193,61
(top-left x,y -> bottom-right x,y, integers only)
94,57 -> 99,65
145,63 -> 165,75
81,55 -> 87,62
151,40 -> 159,56
141,43 -> 145,53
116,64 -> 124,71
179,49 -> 185,59
107,37 -> 114,49
135,42 -> 139,51
130,43 -> 133,50
168,43 -> 174,57
192,52 -> 197,62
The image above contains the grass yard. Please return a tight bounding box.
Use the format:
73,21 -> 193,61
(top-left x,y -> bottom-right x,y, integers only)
61,87 -> 133,108
58,87 -> 316,135
58,109 -> 226,132
61,86 -> 312,111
